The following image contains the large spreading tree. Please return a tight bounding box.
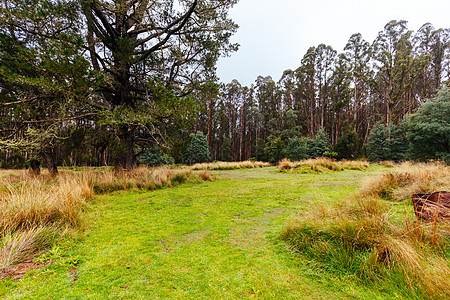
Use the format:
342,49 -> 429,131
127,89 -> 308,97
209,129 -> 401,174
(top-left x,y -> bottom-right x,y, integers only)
1,0 -> 238,171
82,0 -> 238,169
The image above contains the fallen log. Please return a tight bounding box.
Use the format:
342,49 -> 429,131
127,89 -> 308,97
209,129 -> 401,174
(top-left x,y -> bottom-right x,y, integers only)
411,191 -> 450,221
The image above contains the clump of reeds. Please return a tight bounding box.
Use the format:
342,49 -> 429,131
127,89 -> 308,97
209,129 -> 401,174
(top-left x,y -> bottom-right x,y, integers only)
277,158 -> 369,173
188,161 -> 271,170
282,161 -> 450,299
0,174 -> 92,233
361,161 -> 450,201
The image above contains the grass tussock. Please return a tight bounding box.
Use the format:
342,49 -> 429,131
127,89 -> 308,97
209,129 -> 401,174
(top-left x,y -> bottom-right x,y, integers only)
187,161 -> 270,171
89,167 -> 200,193
278,158 -> 370,173
361,161 -> 450,201
0,166 -> 211,269
282,162 -> 450,299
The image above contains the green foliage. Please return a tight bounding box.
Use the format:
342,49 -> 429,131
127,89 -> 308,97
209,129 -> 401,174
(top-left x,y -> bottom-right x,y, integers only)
366,123 -> 407,161
309,129 -> 331,158
264,137 -> 285,163
406,86 -> 450,162
137,146 -> 174,167
334,122 -> 363,160
221,137 -> 233,162
323,151 -> 338,159
286,137 -> 309,161
255,138 -> 266,162
183,133 -> 211,164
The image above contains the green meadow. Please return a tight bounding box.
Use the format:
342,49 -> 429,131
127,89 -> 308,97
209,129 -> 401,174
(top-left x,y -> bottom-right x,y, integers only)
0,166 -> 425,299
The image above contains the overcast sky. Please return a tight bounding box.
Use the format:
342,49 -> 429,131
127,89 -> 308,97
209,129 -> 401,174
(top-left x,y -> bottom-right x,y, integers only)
216,0 -> 450,86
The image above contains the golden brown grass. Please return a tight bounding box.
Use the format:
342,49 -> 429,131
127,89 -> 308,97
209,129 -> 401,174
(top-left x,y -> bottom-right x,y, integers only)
0,166 -> 211,268
278,158 -> 370,173
361,161 -> 450,201
187,161 -> 271,170
282,161 -> 450,299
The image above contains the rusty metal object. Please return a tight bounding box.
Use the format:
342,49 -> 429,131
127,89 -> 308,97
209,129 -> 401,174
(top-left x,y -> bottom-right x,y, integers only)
411,192 -> 450,221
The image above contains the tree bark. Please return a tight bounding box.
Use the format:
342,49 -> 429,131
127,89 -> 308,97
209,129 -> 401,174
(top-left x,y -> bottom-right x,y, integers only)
43,147 -> 58,176
28,159 -> 41,176
115,125 -> 136,171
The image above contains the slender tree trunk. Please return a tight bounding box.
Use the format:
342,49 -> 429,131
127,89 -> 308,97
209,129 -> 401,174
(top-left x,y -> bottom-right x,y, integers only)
207,100 -> 212,146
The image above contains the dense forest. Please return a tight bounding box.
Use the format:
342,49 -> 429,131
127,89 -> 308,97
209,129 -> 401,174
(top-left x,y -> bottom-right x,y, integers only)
1,0 -> 449,171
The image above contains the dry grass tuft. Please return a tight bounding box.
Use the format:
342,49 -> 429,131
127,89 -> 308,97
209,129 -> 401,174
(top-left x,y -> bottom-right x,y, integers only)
198,170 -> 212,181
278,158 -> 369,173
361,161 -> 450,201
89,167 -> 198,193
0,166 -> 211,269
0,174 -> 92,233
282,161 -> 450,298
187,161 -> 271,171
0,227 -> 54,267
379,161 -> 396,168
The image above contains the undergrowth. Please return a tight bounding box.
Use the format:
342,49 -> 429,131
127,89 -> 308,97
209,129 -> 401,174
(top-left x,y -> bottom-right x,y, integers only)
282,161 -> 450,299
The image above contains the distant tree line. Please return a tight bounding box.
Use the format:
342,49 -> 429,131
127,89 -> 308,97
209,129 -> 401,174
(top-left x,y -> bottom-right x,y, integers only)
193,20 -> 450,163
1,13 -> 449,171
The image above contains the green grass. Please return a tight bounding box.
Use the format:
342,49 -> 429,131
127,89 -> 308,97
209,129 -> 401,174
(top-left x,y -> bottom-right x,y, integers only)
0,165 -> 403,299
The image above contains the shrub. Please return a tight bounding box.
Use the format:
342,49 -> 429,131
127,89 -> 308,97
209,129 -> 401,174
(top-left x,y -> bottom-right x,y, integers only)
183,133 -> 211,164
286,137 -> 309,161
406,86 -> 450,163
138,146 -> 174,166
309,129 -> 330,158
366,123 -> 407,162
264,136 -> 285,163
334,122 -> 363,160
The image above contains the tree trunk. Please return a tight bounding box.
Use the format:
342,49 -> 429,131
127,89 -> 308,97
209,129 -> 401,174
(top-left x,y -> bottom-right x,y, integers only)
43,147 -> 58,176
115,125 -> 136,171
28,159 -> 41,176
239,105 -> 245,161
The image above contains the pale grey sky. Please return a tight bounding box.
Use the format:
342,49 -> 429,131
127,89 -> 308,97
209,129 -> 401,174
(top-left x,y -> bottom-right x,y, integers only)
216,0 -> 450,86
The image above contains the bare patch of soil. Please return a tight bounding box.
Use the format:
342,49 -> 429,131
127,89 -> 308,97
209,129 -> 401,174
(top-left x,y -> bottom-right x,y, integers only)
0,259 -> 53,281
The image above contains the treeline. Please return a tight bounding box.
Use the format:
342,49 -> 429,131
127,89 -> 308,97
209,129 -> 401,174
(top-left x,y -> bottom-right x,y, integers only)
194,20 -> 450,163
1,12 -> 449,171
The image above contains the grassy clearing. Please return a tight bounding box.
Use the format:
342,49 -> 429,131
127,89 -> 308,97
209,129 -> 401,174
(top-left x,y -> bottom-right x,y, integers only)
278,158 -> 370,173
282,162 -> 450,299
187,160 -> 270,170
0,166 -> 397,299
0,167 -> 210,270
